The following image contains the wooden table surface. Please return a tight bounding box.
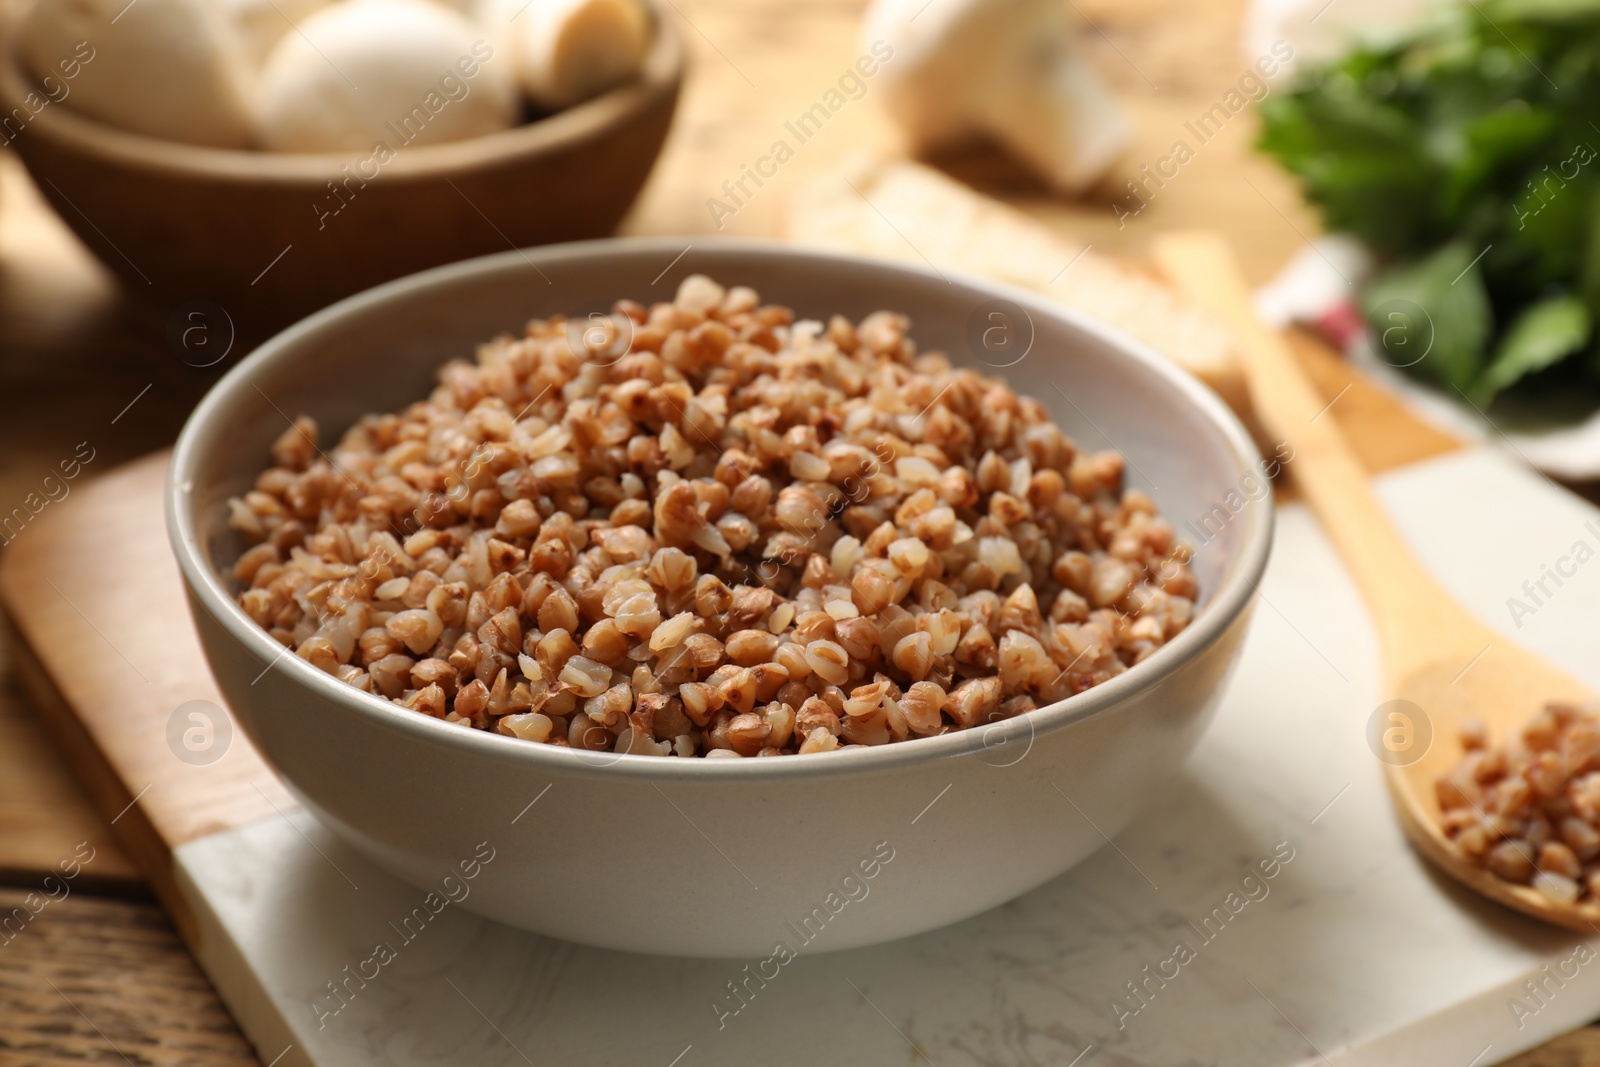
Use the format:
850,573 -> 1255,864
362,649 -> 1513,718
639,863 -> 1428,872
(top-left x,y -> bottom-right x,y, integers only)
1,0 -> 1598,1063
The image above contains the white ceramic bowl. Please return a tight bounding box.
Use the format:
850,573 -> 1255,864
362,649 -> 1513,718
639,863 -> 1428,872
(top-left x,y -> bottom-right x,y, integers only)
168,239 -> 1272,957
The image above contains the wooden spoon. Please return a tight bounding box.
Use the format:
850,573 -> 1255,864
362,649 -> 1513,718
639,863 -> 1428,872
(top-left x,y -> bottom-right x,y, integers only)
1152,231 -> 1600,931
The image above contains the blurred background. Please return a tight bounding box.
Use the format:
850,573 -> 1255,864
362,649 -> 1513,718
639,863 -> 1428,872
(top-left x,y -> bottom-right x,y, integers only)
0,0 -> 1320,508
9,0 -> 1600,1061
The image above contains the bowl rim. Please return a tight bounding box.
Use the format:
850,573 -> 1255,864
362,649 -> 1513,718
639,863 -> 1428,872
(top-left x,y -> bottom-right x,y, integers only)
0,1 -> 683,182
167,236 -> 1274,782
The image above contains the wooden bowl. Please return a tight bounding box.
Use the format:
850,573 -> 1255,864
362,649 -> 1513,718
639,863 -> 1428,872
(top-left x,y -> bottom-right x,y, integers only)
0,7 -> 683,333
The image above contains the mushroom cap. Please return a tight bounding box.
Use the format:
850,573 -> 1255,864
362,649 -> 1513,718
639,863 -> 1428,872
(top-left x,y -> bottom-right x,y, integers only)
219,0 -> 335,74
20,0 -> 256,148
860,0 -> 1131,193
256,0 -> 521,153
863,0 -> 1072,144
476,0 -> 652,110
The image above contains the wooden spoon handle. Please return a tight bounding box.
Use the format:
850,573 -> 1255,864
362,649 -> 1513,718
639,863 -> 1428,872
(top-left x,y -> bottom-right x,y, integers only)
1152,231 -> 1488,674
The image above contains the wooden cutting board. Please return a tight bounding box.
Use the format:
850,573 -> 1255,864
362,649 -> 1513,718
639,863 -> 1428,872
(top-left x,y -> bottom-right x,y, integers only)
0,452 -> 294,946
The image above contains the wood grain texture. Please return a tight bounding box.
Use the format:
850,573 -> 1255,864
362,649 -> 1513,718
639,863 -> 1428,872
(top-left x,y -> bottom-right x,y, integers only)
1512,1031 -> 1600,1066
0,635 -> 135,890
0,889 -> 255,1067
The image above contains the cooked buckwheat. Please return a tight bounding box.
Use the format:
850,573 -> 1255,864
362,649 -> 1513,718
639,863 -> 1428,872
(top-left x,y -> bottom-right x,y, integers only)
229,275 -> 1198,757
1440,703 -> 1600,904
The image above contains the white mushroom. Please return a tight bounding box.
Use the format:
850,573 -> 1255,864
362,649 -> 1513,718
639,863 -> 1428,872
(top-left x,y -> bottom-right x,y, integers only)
219,0 -> 335,74
19,0 -> 256,148
861,0 -> 1131,194
255,0 -> 520,153
476,0 -> 651,111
